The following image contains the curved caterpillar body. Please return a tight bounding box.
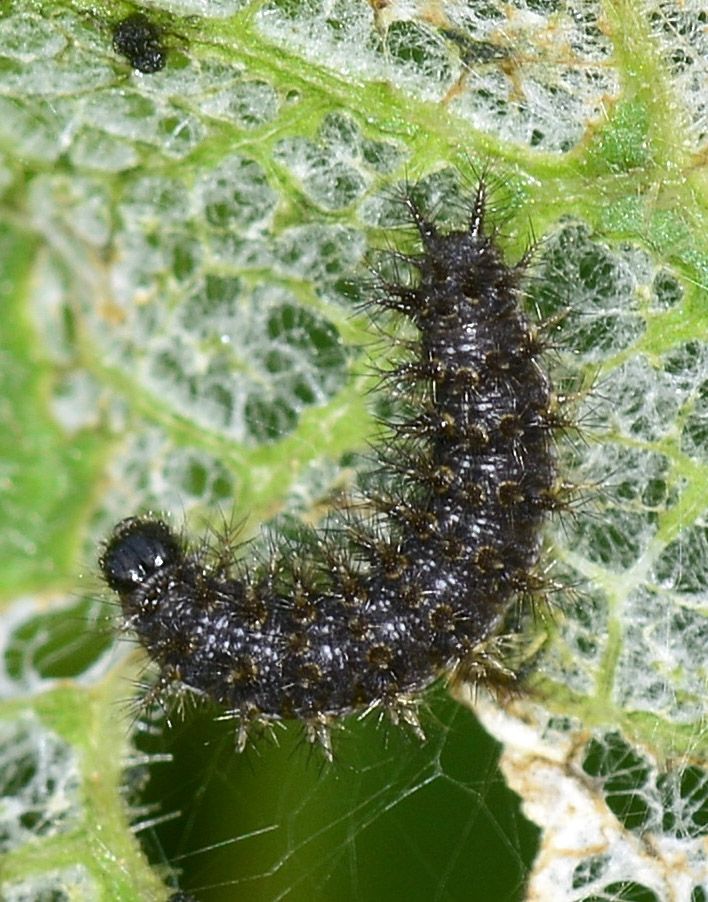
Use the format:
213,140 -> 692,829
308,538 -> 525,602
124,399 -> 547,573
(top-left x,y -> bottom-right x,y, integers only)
100,181 -> 560,755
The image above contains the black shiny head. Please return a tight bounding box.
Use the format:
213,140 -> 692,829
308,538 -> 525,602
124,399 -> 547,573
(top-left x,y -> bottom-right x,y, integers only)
100,518 -> 181,594
112,13 -> 166,74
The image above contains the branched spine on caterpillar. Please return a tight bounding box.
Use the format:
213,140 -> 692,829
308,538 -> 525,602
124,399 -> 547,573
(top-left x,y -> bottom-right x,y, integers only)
100,178 -> 566,758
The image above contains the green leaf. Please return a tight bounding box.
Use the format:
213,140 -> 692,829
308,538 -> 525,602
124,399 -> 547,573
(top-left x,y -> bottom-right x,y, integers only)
3,2 -> 708,901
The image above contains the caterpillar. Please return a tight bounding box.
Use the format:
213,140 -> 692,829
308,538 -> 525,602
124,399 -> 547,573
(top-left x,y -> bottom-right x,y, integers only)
100,178 -> 563,758
112,12 -> 167,74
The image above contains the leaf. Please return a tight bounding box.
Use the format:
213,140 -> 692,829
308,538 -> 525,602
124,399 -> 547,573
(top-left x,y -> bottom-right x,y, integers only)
2,2 -> 708,901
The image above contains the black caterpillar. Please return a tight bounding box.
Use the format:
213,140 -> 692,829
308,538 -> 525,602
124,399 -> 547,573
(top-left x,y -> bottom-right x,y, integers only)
113,13 -> 167,74
100,180 -> 561,757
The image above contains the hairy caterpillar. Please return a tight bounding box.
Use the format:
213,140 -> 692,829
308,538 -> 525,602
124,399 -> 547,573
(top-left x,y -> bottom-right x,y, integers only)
100,179 -> 563,758
112,12 -> 167,74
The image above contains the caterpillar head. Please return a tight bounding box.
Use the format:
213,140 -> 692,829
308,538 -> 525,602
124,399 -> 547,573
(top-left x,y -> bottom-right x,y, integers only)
100,518 -> 181,596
